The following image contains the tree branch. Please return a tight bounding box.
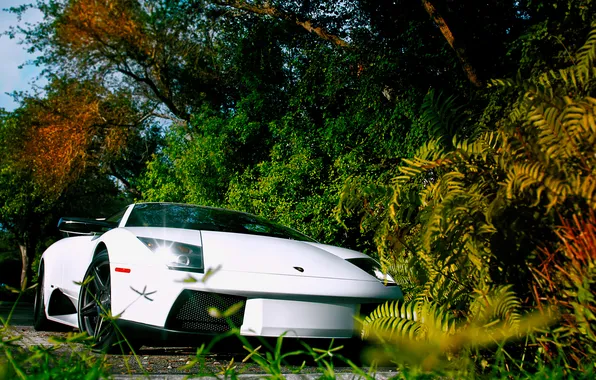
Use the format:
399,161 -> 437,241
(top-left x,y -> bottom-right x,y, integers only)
116,67 -> 190,122
212,0 -> 350,48
109,164 -> 140,196
151,112 -> 189,126
421,0 -> 482,87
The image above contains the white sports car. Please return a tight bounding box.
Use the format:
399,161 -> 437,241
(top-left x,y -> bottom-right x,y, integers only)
34,203 -> 402,351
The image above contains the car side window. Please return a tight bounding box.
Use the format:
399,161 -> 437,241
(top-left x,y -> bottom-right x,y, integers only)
106,208 -> 128,225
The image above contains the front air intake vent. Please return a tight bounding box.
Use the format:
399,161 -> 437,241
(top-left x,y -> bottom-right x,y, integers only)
165,290 -> 246,333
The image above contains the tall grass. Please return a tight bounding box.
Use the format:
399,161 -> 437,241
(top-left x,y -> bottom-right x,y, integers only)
2,287 -> 596,380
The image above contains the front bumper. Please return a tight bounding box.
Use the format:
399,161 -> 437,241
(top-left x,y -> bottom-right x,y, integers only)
110,266 -> 400,339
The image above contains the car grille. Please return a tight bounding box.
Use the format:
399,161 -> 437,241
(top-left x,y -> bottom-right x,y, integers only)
165,290 -> 246,333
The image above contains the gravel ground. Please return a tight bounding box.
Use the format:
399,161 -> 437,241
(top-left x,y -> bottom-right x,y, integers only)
2,325 -> 390,377
1,302 -> 396,378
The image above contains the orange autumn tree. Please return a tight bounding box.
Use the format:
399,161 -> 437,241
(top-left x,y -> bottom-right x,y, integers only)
1,78 -> 148,287
56,0 -> 147,51
16,78 -> 143,197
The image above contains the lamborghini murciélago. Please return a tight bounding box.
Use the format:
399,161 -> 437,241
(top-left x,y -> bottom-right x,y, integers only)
34,203 -> 403,350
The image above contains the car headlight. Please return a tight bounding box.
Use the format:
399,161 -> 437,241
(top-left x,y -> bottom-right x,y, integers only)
137,237 -> 204,273
346,258 -> 397,286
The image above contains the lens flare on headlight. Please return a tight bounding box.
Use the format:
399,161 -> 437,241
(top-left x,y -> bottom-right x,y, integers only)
137,237 -> 204,273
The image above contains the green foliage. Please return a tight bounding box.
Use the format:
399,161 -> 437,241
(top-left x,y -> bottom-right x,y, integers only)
362,299 -> 456,341
342,19 -> 596,285
420,89 -> 472,146
338,14 -> 596,375
360,286 -> 550,377
469,286 -> 523,330
362,285 -> 522,342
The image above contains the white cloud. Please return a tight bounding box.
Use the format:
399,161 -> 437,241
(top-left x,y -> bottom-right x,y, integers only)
0,0 -> 45,111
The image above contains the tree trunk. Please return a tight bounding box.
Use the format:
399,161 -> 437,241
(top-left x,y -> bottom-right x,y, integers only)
421,0 -> 482,87
19,243 -> 29,290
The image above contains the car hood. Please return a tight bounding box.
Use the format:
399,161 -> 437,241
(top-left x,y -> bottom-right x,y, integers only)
124,227 -> 377,282
200,231 -> 376,281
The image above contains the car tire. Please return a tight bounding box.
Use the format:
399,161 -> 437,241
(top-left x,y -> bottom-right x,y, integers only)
33,263 -> 55,331
78,250 -> 136,353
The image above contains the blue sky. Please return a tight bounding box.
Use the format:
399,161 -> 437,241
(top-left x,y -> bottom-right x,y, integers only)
0,0 -> 44,111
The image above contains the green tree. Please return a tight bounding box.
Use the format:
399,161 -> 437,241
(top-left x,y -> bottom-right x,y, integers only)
11,0 -> 596,258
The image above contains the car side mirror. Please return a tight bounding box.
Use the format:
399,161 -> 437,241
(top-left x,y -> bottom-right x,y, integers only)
57,217 -> 117,236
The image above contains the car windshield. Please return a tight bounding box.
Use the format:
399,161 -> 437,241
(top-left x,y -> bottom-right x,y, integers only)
125,203 -> 316,242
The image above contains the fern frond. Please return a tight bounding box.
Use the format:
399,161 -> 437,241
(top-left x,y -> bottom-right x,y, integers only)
469,285 -> 522,330
421,89 -> 468,143
362,299 -> 456,341
577,21 -> 596,70
384,255 -> 422,300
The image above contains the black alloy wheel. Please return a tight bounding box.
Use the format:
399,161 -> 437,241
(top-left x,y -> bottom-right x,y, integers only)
78,250 -> 120,352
